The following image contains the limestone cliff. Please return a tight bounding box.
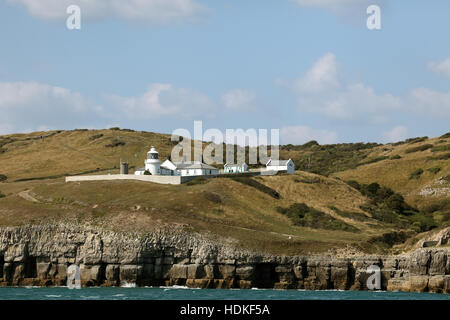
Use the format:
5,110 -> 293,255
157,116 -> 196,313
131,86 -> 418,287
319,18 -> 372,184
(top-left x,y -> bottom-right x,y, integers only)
0,224 -> 448,293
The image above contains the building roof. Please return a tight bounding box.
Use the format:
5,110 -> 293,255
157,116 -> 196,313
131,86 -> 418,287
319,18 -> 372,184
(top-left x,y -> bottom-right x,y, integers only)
224,162 -> 247,167
161,161 -> 218,171
267,159 -> 292,166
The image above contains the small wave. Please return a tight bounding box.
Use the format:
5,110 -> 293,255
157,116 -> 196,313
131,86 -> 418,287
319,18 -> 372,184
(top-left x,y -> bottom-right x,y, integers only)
120,282 -> 136,288
81,296 -> 101,299
45,295 -> 62,298
112,294 -> 125,297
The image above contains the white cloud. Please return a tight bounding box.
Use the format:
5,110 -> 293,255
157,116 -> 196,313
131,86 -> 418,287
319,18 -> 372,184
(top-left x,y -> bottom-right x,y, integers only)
221,89 -> 256,110
0,81 -> 102,132
294,53 -> 339,94
105,83 -> 214,120
428,58 -> 450,77
280,125 -> 337,145
382,125 -> 408,142
292,0 -> 382,15
6,0 -> 207,24
283,53 -> 450,124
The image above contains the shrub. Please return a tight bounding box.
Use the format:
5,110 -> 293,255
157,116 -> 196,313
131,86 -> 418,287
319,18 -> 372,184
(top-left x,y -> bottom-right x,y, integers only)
404,144 -> 433,154
143,170 -> 151,175
105,139 -> 125,147
109,127 -> 120,131
186,177 -> 208,186
361,182 -> 380,197
89,134 -> 104,140
277,203 -> 359,232
0,192 -> 5,198
405,136 -> 428,144
439,132 -> 450,138
409,168 -> 424,180
0,174 -> 7,182
389,155 -> 402,160
431,144 -> 450,152
345,180 -> 361,190
368,231 -> 410,247
302,140 -> 319,148
427,167 -> 441,174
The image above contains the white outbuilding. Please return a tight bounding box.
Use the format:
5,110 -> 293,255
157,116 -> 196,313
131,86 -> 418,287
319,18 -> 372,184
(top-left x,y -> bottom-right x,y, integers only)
266,158 -> 295,174
224,162 -> 248,174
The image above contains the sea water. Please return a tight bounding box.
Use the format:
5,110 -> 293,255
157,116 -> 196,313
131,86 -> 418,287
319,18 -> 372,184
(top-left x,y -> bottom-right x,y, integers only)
0,287 -> 448,300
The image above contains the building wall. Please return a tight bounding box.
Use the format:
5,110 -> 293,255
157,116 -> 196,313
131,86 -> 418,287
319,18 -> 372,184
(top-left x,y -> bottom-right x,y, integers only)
66,174 -> 188,185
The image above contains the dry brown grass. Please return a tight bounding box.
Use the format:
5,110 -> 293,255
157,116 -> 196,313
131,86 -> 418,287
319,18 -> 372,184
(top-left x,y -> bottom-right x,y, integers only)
1,129 -> 447,255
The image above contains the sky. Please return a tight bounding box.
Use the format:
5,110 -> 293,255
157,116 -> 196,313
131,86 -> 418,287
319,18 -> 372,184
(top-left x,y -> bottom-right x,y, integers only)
0,0 -> 449,145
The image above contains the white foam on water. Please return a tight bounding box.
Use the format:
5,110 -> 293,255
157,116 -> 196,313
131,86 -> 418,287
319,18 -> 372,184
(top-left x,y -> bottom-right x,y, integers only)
45,295 -> 62,298
120,282 -> 137,288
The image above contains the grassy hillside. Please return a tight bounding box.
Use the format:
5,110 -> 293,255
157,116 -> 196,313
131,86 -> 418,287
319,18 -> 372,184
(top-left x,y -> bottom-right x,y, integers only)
0,129 -> 448,255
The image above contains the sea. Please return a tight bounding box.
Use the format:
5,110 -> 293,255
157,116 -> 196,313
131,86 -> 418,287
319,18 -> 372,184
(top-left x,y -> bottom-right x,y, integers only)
0,286 -> 448,300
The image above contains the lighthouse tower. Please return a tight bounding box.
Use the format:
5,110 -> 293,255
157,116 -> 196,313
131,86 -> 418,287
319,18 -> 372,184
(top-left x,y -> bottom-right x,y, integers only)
145,146 -> 161,175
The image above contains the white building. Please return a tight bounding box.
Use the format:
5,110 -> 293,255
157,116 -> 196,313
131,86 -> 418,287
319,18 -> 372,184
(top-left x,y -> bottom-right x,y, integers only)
134,147 -> 219,177
224,162 -> 248,174
266,158 -> 295,174
161,160 -> 219,176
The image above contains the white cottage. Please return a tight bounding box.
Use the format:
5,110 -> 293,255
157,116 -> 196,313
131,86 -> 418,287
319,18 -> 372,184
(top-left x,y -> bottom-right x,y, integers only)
224,162 -> 248,174
161,159 -> 219,176
266,158 -> 295,174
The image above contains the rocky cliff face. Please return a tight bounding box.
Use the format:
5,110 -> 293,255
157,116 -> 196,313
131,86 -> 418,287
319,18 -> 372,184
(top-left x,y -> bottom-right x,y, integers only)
0,224 -> 448,293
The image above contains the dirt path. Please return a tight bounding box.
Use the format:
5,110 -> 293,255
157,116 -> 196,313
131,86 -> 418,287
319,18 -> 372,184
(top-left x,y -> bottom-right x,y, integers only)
18,190 -> 40,203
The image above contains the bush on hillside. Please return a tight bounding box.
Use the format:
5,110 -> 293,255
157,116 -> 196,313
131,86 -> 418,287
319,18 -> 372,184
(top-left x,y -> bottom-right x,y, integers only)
409,168 -> 424,180
0,174 -> 7,182
276,203 -> 359,232
404,144 -> 433,154
427,167 -> 441,174
431,144 -> 450,152
389,155 -> 402,160
89,134 -> 104,140
439,132 -> 450,139
105,139 -> 125,147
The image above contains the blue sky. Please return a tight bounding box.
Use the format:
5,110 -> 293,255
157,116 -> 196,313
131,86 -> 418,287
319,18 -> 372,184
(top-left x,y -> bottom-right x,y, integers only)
0,0 -> 449,144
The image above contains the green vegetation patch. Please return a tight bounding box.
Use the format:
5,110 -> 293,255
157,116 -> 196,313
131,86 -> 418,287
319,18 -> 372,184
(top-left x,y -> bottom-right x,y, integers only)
427,167 -> 441,174
105,139 -> 126,148
439,132 -> 450,139
186,176 -> 209,186
431,144 -> 450,152
290,142 -> 380,176
409,168 -> 424,180
276,203 -> 359,232
367,231 -> 411,247
389,155 -> 402,160
404,144 -> 433,154
0,192 -> 5,198
0,174 -> 7,182
89,134 -> 104,140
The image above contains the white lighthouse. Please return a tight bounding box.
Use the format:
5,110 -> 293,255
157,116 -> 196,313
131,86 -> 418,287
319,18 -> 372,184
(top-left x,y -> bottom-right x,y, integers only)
144,146 -> 161,175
